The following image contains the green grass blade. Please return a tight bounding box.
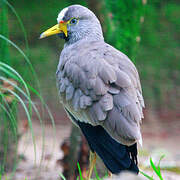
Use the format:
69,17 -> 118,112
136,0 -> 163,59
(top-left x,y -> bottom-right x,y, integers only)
4,0 -> 29,54
150,157 -> 160,175
77,162 -> 84,180
0,76 -> 31,105
157,155 -> 165,180
150,157 -> 164,180
59,173 -> 66,180
0,102 -> 17,137
0,93 -> 18,138
158,155 -> 165,167
140,170 -> 154,180
94,165 -> 101,180
0,62 -> 32,118
0,96 -> 18,178
0,58 -> 31,95
0,35 -> 32,73
0,35 -> 41,92
103,171 -> 109,179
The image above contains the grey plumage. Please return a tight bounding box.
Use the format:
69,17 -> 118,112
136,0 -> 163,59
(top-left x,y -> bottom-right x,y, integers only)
55,5 -> 144,146
56,39 -> 144,145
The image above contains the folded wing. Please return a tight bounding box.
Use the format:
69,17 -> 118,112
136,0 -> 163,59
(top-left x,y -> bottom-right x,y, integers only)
56,41 -> 144,145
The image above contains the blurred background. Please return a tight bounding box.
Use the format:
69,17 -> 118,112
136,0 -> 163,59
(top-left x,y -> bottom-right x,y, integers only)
0,0 -> 180,179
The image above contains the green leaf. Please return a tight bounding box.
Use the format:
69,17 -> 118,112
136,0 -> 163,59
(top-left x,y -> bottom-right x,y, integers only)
140,170 -> 154,180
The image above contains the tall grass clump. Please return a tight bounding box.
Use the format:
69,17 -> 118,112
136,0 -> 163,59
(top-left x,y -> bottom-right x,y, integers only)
0,0 -> 55,176
0,0 -> 18,172
0,62 -> 34,173
140,155 -> 165,180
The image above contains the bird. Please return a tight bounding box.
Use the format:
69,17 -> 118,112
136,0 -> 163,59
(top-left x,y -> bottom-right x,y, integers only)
40,4 -> 144,179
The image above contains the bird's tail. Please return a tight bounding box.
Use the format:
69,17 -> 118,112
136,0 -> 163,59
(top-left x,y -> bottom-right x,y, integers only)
66,110 -> 139,174
126,143 -> 138,166
77,121 -> 139,174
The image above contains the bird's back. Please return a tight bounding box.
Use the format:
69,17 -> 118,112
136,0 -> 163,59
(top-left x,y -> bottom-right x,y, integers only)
56,39 -> 144,146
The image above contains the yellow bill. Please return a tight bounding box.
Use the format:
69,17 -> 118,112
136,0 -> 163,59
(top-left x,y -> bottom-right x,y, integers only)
40,21 -> 68,39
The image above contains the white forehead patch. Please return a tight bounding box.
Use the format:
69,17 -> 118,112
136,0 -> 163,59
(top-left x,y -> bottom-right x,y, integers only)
57,7 -> 68,23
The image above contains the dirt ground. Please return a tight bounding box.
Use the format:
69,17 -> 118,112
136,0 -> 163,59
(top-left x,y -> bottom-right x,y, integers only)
4,109 -> 180,180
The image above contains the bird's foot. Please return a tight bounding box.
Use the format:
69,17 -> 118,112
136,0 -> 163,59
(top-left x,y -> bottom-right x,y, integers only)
108,171 -> 112,178
86,151 -> 96,180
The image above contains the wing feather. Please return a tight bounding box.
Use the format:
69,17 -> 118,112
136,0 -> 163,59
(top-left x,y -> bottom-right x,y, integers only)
65,82 -> 74,101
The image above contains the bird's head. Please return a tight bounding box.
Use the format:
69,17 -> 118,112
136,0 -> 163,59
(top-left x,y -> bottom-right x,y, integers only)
40,5 -> 104,45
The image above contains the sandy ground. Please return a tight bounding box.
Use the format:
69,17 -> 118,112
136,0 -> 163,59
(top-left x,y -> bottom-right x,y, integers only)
4,110 -> 180,180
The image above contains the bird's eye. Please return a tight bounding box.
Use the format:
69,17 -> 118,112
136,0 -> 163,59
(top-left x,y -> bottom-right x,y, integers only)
70,18 -> 78,25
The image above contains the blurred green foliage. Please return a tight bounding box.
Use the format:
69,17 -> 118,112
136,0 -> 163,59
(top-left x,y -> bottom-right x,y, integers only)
0,0 -> 9,64
105,0 -> 145,60
6,0 -> 180,112
136,0 -> 180,111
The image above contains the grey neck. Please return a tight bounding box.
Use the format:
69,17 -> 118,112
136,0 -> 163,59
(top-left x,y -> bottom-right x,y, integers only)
64,21 -> 104,47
